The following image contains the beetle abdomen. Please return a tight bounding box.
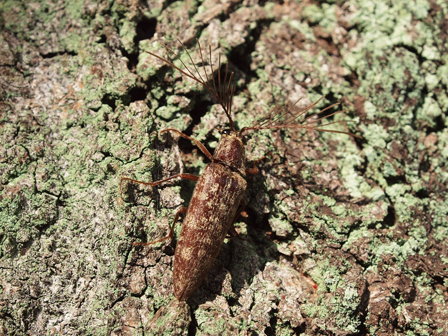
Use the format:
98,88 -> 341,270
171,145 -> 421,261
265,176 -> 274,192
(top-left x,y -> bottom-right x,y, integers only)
173,163 -> 246,301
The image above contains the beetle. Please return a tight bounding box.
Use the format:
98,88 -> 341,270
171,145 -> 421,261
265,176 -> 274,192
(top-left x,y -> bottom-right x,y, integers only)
120,39 -> 359,301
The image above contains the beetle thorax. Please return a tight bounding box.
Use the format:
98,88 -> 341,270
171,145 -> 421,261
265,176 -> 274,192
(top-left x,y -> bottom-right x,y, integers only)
212,134 -> 246,176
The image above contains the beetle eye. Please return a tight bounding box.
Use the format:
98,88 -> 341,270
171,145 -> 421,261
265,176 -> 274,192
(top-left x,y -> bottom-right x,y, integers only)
222,129 -> 231,135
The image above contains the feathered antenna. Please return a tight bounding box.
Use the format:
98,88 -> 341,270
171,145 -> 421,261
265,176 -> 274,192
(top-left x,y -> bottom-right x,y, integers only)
145,39 -> 236,131
146,39 -> 359,139
239,96 -> 361,138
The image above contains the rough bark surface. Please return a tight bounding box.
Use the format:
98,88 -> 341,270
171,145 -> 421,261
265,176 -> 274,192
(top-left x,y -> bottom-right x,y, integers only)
1,0 -> 447,335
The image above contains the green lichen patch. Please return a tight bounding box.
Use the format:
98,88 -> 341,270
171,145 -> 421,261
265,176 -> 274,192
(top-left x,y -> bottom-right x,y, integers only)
193,297 -> 241,336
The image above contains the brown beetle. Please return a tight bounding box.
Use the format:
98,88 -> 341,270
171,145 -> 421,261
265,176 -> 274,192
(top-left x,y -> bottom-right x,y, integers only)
120,40 -> 359,301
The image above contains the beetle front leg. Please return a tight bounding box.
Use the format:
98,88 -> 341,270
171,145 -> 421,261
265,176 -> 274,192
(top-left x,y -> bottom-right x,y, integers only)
160,128 -> 212,160
133,206 -> 188,246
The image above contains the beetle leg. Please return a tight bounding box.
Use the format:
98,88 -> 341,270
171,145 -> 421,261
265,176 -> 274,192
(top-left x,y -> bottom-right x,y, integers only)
133,207 -> 188,246
160,128 -> 213,160
245,164 -> 258,175
246,151 -> 273,175
225,200 -> 249,241
226,225 -> 250,242
226,225 -> 239,240
120,173 -> 199,200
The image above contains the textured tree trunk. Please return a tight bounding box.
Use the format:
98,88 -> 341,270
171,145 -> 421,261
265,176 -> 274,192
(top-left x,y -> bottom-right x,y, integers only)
1,0 -> 447,335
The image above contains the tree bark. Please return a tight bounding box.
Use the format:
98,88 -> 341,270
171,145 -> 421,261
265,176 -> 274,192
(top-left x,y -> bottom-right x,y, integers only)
1,0 -> 447,335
